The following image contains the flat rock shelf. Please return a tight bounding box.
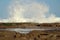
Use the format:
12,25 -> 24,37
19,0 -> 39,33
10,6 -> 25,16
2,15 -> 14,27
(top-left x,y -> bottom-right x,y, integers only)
0,30 -> 60,40
0,22 -> 60,40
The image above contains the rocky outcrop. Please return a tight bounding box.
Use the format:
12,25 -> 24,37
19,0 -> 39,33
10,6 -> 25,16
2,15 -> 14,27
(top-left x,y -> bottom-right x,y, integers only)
0,23 -> 60,28
0,23 -> 37,28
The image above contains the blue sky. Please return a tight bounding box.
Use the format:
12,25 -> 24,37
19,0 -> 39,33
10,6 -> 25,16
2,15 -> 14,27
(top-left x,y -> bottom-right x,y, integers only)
0,0 -> 60,23
36,0 -> 60,17
0,0 -> 11,19
0,0 -> 60,18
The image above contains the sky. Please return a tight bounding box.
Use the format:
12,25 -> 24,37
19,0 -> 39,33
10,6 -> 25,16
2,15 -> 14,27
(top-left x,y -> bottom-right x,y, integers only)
0,0 -> 60,23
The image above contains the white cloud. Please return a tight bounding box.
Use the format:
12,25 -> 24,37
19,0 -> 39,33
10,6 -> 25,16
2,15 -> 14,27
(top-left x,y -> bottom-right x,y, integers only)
0,0 -> 60,23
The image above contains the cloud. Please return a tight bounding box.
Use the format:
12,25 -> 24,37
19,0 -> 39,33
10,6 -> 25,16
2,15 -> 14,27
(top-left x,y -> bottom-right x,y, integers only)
0,0 -> 60,23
